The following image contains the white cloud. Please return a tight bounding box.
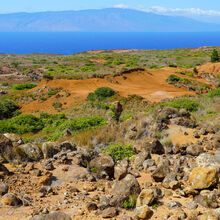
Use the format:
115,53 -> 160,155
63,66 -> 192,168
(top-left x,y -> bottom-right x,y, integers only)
113,5 -> 220,17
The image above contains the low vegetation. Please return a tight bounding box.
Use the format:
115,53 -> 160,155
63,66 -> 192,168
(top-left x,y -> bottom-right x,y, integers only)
13,83 -> 37,90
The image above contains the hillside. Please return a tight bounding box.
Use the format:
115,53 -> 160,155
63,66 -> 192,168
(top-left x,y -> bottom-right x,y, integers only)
1,8 -> 220,32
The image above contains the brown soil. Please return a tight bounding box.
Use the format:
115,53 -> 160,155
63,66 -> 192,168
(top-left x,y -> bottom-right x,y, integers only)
21,67 -> 206,114
197,62 -> 220,75
89,59 -> 106,63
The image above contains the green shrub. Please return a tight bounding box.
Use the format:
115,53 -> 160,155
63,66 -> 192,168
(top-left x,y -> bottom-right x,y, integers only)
87,87 -> 116,101
161,99 -> 200,112
0,99 -> 20,119
123,195 -> 137,209
208,88 -> 220,97
102,143 -> 135,161
52,102 -> 62,109
1,82 -> 9,87
211,49 -> 220,63
0,114 -> 44,134
13,83 -> 37,90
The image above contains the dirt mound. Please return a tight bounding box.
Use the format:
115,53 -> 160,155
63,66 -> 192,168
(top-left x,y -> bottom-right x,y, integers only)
198,62 -> 220,75
21,67 -> 210,114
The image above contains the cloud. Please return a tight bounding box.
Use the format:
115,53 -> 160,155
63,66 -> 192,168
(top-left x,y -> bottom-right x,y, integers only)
113,5 -> 220,17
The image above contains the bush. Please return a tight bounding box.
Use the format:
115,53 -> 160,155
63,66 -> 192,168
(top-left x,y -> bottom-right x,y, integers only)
211,49 -> 220,63
0,99 -> 20,119
123,195 -> 137,209
161,99 -> 200,112
208,88 -> 220,97
52,102 -> 62,109
13,83 -> 37,90
102,143 -> 135,161
0,114 -> 44,134
87,87 -> 116,101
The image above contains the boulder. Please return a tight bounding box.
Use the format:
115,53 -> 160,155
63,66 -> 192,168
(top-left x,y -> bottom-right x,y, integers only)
111,174 -> 141,205
189,167 -> 218,189
134,138 -> 165,155
0,182 -> 8,196
136,189 -> 156,207
134,205 -> 153,219
0,134 -> 15,163
1,193 -> 22,206
186,144 -> 204,156
151,163 -> 170,182
30,211 -> 72,220
89,154 -> 115,178
16,143 -> 43,161
133,152 -> 150,169
102,207 -> 118,218
41,142 -> 60,159
196,153 -> 220,169
114,158 -> 128,180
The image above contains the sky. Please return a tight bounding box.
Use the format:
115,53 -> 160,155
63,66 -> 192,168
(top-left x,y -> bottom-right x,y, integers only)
1,0 -> 220,16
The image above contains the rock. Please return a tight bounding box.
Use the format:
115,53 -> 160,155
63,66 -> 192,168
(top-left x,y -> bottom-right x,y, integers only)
38,172 -> 52,186
59,141 -> 76,151
30,211 -> 72,220
143,159 -> 155,171
0,182 -> 8,195
44,160 -> 55,171
100,196 -> 111,210
16,143 -> 43,161
186,144 -> 204,156
90,154 -> 115,178
194,190 -> 219,208
189,167 -> 218,189
162,173 -> 177,189
102,207 -> 118,218
196,153 -> 220,169
1,193 -> 22,206
133,152 -> 150,169
136,189 -> 156,207
86,202 -> 98,212
0,134 -> 15,163
41,142 -> 60,159
168,201 -> 182,209
134,205 -> 153,219
187,202 -> 198,210
151,163 -> 170,182
111,174 -> 141,206
114,158 -> 128,180
134,138 -> 165,155
0,163 -> 10,176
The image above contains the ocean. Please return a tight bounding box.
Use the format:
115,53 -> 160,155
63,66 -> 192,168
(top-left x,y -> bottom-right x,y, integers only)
0,32 -> 220,55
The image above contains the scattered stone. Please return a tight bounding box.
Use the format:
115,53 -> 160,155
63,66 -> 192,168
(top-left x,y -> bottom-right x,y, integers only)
0,182 -> 8,196
102,207 -> 118,218
30,211 -> 72,220
90,154 -> 115,178
114,158 -> 128,180
134,205 -> 153,219
168,201 -> 182,209
189,167 -> 218,189
186,144 -> 204,156
1,193 -> 22,206
86,202 -> 98,212
151,163 -> 170,182
187,202 -> 198,210
136,189 -> 156,207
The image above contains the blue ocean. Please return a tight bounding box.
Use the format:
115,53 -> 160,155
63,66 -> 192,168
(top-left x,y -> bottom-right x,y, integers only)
0,32 -> 220,55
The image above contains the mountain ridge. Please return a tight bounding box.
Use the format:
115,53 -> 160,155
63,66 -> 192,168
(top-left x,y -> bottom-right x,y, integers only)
0,8 -> 220,32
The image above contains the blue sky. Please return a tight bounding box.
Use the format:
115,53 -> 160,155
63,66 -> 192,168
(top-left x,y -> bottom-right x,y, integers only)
1,0 -> 220,14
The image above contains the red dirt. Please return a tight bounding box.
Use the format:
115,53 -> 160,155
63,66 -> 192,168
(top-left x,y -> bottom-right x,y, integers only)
197,62 -> 220,75
21,67 -> 210,114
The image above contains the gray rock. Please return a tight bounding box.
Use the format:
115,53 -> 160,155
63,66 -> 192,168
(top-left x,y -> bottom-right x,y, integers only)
100,196 -> 111,210
114,158 -> 128,180
187,202 -> 198,210
0,182 -> 8,196
143,159 -> 155,171
134,205 -> 153,219
90,154 -> 115,178
102,207 -> 118,218
151,163 -> 170,182
41,142 -> 60,159
111,174 -> 141,206
133,152 -> 150,169
86,202 -> 98,212
136,189 -> 156,207
168,201 -> 182,209
30,211 -> 72,220
1,193 -> 22,206
186,144 -> 204,156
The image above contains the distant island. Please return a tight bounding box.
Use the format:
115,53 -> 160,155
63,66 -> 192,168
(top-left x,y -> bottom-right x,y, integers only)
1,8 -> 220,32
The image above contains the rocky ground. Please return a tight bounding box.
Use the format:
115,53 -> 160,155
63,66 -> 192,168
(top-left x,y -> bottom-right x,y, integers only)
0,106 -> 219,220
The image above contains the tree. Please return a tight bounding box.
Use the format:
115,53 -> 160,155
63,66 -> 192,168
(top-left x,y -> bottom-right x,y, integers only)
211,49 -> 220,63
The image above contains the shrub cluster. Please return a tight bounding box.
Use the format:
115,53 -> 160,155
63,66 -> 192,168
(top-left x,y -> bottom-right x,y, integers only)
102,143 -> 135,161
208,88 -> 220,98
161,98 -> 201,112
0,99 -> 20,119
13,83 -> 37,90
87,87 -> 116,101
